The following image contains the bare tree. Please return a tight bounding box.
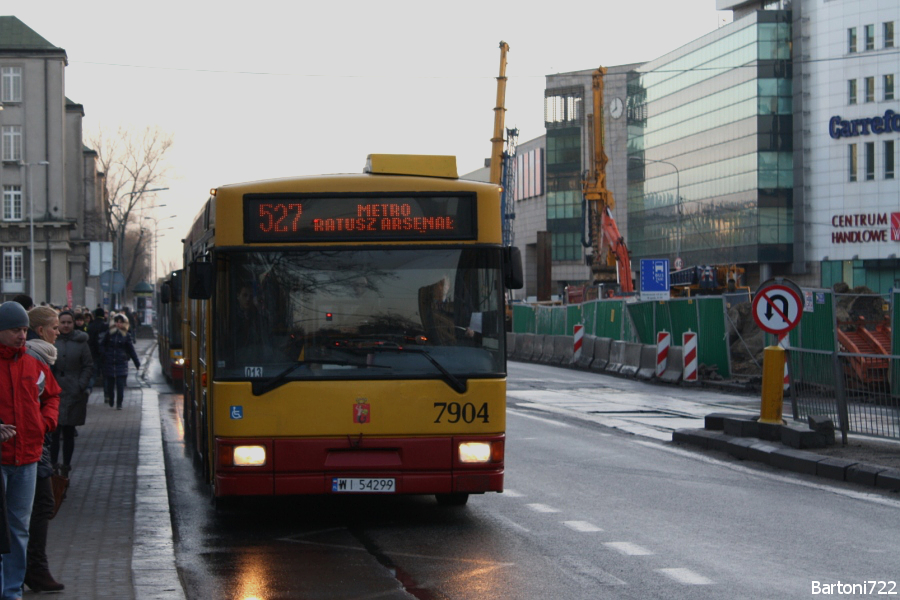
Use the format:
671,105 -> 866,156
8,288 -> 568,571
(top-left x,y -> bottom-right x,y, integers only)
86,125 -> 174,303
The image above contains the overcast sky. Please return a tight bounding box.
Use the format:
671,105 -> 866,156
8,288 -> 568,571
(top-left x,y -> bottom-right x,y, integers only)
7,0 -> 732,273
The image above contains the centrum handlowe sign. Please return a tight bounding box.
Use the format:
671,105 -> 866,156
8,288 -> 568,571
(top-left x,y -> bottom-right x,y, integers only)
831,212 -> 900,244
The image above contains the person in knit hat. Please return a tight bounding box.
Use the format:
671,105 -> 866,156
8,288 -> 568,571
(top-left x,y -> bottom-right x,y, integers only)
0,302 -> 60,599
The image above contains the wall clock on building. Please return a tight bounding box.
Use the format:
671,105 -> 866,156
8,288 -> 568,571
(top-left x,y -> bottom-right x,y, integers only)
609,97 -> 624,119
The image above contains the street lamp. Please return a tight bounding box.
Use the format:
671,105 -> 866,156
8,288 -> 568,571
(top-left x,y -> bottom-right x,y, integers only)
631,157 -> 681,262
143,215 -> 177,282
20,160 -> 50,300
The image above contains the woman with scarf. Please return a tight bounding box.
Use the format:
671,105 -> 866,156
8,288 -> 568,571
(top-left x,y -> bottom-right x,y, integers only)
23,306 -> 64,593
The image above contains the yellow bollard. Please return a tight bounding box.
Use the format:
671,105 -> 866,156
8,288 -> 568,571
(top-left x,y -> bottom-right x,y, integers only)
759,345 -> 785,424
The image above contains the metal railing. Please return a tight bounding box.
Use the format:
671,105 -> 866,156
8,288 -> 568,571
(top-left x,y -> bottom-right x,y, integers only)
788,347 -> 900,443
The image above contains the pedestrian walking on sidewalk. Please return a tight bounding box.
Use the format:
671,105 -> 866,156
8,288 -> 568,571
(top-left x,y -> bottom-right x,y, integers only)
99,314 -> 140,410
50,311 -> 93,476
0,302 -> 60,600
86,307 -> 107,391
22,307 -> 65,594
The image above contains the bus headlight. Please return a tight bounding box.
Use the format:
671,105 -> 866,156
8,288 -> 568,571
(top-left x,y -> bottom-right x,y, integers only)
458,442 -> 492,463
174,358 -> 185,366
232,445 -> 266,466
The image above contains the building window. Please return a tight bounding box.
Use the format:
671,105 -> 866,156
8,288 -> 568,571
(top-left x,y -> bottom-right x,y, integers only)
544,92 -> 583,127
865,24 -> 875,50
849,27 -> 857,53
849,79 -> 857,105
551,232 -> 581,261
886,140 -> 896,180
866,142 -> 875,180
849,144 -> 857,182
1,67 -> 21,103
2,247 -> 24,284
885,22 -> 895,48
546,131 -> 581,167
865,76 -> 875,102
2,186 -> 22,221
1,126 -> 22,162
886,74 -> 895,101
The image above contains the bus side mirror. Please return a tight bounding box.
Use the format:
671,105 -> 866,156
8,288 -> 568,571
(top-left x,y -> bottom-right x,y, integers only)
188,262 -> 214,300
160,283 -> 171,304
504,246 -> 524,290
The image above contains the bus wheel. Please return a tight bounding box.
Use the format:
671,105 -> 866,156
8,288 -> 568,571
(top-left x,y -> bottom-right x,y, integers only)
435,493 -> 469,506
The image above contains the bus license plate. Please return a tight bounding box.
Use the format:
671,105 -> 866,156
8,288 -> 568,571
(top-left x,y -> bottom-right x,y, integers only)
332,478 -> 395,493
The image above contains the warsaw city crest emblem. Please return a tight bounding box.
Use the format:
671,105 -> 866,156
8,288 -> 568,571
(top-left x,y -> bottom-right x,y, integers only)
354,398 -> 371,424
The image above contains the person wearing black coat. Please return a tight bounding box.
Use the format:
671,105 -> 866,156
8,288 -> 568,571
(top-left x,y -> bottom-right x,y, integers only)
99,314 -> 140,410
50,311 -> 93,475
86,307 -> 107,389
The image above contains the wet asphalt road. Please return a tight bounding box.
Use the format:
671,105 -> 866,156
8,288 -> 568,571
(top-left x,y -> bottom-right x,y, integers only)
155,370 -> 900,599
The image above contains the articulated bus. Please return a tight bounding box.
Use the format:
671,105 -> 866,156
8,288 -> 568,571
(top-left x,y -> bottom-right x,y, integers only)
157,270 -> 185,387
181,155 -> 522,507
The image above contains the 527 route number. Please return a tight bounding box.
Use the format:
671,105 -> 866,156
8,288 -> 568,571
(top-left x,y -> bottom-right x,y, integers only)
433,402 -> 489,424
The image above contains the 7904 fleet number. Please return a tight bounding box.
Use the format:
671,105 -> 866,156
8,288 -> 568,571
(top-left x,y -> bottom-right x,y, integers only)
433,402 -> 489,424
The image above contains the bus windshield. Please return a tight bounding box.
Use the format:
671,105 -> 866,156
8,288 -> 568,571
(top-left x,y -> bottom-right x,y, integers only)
214,248 -> 505,384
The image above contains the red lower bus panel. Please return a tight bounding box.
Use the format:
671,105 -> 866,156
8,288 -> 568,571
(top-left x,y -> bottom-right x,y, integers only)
214,435 -> 503,498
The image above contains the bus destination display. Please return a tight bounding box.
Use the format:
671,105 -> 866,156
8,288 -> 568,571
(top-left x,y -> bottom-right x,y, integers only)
243,194 -> 477,242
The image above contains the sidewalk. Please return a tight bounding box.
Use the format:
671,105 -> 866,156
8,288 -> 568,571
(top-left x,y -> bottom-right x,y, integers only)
38,337 -> 184,600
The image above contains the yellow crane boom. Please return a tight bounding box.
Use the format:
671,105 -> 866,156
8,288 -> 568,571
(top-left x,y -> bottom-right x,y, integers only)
489,41 -> 510,185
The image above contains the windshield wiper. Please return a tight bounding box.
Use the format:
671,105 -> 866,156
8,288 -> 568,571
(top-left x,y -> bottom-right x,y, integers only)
365,346 -> 467,394
252,358 -> 386,396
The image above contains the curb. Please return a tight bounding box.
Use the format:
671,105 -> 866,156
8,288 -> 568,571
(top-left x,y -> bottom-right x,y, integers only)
672,428 -> 900,492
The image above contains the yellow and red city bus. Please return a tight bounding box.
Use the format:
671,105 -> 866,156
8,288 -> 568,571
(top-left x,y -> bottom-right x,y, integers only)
181,155 -> 522,507
157,269 -> 184,387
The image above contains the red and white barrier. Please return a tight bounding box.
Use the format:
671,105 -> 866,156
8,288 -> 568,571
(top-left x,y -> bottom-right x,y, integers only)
573,325 -> 584,362
683,331 -> 698,382
656,332 -> 670,377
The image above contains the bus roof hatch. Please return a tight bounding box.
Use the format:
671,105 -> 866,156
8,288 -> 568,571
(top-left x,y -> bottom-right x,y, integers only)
364,154 -> 458,179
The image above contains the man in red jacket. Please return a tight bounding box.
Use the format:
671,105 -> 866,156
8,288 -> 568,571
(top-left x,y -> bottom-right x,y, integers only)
0,302 -> 60,600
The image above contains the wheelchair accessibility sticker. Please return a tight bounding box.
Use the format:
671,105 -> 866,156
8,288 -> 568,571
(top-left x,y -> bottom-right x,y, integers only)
230,406 -> 244,420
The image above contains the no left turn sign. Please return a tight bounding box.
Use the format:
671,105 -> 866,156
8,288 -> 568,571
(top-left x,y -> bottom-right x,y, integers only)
752,283 -> 803,335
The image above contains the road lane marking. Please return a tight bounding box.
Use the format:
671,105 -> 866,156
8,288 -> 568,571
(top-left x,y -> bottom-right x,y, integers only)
562,521 -> 603,532
526,503 -> 560,513
502,489 -> 524,497
508,408 -> 574,428
657,568 -> 713,585
604,542 -> 653,556
632,440 -> 900,509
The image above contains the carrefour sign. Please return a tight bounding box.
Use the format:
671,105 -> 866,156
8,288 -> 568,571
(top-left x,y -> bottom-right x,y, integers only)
829,110 -> 900,139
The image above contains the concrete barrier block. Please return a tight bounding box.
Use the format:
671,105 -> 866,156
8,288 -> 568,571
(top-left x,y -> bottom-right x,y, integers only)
506,333 -> 516,358
875,469 -> 900,491
619,342 -> 642,377
590,337 -> 612,372
606,340 -> 626,373
518,333 -> 534,361
747,442 -> 780,465
770,448 -> 822,475
658,346 -> 683,383
551,335 -> 574,365
513,333 -> 529,360
531,335 -> 545,362
725,437 -> 759,460
723,417 -> 759,438
816,457 -> 858,481
539,335 -> 557,363
575,335 -> 596,370
636,344 -> 657,380
704,413 -> 752,431
847,464 -> 888,487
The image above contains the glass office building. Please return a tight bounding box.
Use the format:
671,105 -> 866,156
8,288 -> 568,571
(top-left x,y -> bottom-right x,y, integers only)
626,10 -> 793,279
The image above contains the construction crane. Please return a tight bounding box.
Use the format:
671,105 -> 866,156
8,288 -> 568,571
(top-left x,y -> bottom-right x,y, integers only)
501,127 -> 518,247
583,66 -> 634,293
490,41 -> 516,247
